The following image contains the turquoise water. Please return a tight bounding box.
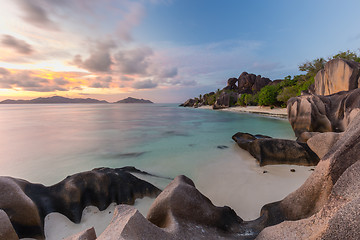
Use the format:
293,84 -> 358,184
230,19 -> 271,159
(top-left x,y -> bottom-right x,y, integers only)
0,104 -> 308,220
0,103 -> 294,184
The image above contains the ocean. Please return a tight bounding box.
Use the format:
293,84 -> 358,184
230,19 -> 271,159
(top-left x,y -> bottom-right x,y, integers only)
0,103 -> 311,220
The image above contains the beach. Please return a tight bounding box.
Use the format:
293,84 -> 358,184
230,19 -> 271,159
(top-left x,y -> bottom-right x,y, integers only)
199,105 -> 288,119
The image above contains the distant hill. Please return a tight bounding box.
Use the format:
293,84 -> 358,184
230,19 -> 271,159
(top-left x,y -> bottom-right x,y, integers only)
115,97 -> 153,104
0,96 -> 108,104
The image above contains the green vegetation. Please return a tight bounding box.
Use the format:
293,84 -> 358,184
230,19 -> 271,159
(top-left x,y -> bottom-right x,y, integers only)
332,50 -> 360,62
198,50 -> 360,108
246,50 -> 360,107
258,84 -> 281,106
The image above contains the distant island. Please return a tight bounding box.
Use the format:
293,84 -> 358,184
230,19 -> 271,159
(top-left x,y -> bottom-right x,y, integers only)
0,96 -> 154,104
0,96 -> 108,104
115,97 -> 153,104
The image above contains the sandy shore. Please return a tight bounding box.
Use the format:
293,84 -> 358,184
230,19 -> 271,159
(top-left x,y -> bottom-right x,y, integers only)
198,105 -> 288,119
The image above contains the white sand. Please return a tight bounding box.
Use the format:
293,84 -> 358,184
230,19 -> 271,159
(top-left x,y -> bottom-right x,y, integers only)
220,106 -> 287,118
18,197 -> 156,240
198,105 -> 288,119
194,145 -> 312,220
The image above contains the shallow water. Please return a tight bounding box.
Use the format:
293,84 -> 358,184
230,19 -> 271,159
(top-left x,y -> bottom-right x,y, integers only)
0,103 -> 311,225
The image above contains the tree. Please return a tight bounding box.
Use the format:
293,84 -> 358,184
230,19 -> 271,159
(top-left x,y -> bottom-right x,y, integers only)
331,50 -> 360,63
277,86 -> 298,104
258,85 -> 281,106
299,58 -> 327,77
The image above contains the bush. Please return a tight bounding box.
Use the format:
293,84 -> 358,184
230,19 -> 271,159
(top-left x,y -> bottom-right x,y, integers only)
207,94 -> 216,105
277,86 -> 298,103
236,94 -> 244,106
332,50 -> 360,63
258,85 -> 281,106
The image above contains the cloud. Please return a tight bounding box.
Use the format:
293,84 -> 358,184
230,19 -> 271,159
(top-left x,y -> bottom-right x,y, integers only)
114,46 -> 153,75
133,79 -> 158,89
121,76 -> 134,81
0,69 -> 71,92
16,0 -> 60,30
72,39 -> 116,73
25,86 -> 67,92
158,67 -> 178,78
89,76 -> 112,88
0,68 -> 10,75
73,51 -> 113,73
1,35 -> 34,54
116,2 -> 145,41
53,77 -> 69,86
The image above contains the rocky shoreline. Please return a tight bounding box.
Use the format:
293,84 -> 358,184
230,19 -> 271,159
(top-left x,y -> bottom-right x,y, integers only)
2,58 -> 360,239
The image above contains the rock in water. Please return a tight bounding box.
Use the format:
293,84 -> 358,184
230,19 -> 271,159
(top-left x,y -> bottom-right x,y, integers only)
0,167 -> 161,239
232,132 -> 319,166
179,98 -> 196,107
315,58 -> 360,95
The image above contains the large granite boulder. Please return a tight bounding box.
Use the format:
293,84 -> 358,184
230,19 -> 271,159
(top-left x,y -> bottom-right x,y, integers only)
147,175 -> 243,233
238,72 -> 271,94
315,58 -> 360,95
65,227 -> 96,240
0,210 -> 19,240
98,175 -> 246,240
306,132 -> 342,159
98,205 -> 171,240
213,91 -> 238,109
287,88 -> 360,137
256,111 -> 360,239
232,132 -> 319,166
179,98 -> 196,107
0,167 -> 161,239
223,78 -> 238,91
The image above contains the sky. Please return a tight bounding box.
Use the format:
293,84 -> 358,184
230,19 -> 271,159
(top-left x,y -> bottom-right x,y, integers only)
0,0 -> 360,103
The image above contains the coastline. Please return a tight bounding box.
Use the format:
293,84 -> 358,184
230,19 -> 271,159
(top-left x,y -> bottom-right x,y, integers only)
198,105 -> 288,119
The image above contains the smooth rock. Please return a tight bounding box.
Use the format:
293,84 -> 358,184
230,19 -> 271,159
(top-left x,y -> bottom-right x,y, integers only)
315,58 -> 360,95
0,177 -> 43,238
147,175 -> 246,239
287,88 -> 360,137
307,132 -> 342,159
232,132 -> 319,166
98,205 -> 170,240
256,111 -> 360,239
65,227 -> 97,240
0,209 -> 19,240
213,91 -> 238,109
223,78 -> 238,91
0,167 -> 161,239
238,72 -> 271,94
296,131 -> 320,143
179,98 -> 196,107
